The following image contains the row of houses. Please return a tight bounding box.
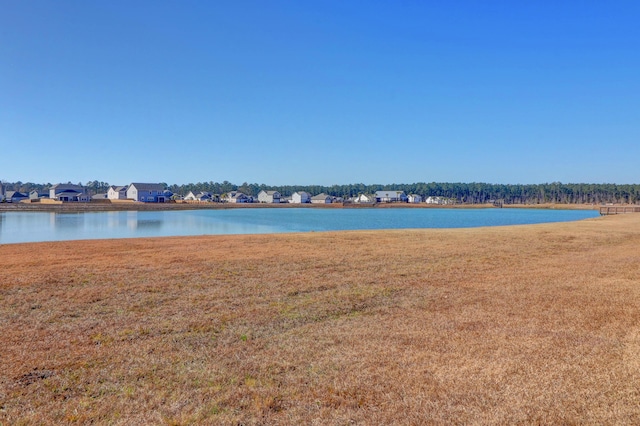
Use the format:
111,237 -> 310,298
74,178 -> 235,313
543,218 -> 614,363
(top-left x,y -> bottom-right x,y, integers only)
183,190 -> 339,204
0,182 -> 455,205
0,183 -> 93,203
174,189 -> 452,204
0,183 -> 172,203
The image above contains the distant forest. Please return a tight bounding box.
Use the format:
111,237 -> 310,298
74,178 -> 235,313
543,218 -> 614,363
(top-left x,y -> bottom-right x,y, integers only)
3,180 -> 640,204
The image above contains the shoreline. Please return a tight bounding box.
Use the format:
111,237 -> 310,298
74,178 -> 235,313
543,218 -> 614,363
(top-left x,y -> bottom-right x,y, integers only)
0,200 -> 603,213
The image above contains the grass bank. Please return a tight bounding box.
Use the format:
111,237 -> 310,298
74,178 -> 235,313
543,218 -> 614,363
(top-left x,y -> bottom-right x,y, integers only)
2,214 -> 640,424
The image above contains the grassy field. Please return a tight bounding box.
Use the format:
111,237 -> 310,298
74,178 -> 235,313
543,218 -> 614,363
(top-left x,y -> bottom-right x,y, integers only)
2,213 -> 640,424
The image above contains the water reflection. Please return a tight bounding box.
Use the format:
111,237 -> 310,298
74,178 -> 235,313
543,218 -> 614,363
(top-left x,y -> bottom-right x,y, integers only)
0,208 -> 600,245
50,212 -> 85,228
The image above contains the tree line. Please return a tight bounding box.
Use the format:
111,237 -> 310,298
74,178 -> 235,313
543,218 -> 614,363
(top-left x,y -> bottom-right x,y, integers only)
3,180 -> 640,204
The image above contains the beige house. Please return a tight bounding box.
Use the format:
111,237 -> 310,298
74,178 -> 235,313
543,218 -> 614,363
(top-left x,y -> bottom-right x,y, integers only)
258,190 -> 281,203
311,193 -> 332,204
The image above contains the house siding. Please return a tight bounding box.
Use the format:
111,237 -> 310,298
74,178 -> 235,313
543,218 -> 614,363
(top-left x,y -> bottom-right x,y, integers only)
258,191 -> 281,203
127,183 -> 166,202
292,192 -> 311,203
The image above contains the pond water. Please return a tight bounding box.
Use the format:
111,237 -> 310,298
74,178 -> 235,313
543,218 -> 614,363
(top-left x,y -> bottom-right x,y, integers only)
0,208 -> 599,244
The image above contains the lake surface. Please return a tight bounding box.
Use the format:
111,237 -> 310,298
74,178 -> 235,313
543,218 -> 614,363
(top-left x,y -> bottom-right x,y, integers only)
0,208 -> 599,244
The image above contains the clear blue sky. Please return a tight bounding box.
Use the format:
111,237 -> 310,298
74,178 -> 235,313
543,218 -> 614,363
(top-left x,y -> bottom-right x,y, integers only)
2,1 -> 639,186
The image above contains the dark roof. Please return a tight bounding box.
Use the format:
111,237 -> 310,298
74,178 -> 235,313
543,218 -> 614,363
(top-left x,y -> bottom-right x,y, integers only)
129,183 -> 165,191
6,191 -> 28,198
50,183 -> 84,190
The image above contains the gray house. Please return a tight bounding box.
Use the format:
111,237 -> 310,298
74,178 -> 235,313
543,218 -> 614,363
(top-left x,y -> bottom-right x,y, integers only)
258,190 -> 281,203
126,183 -> 167,202
5,191 -> 29,203
225,191 -> 250,203
49,183 -> 90,202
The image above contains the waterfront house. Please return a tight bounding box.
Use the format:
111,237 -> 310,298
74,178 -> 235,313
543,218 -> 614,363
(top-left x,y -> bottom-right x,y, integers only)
353,194 -> 375,203
49,183 -> 90,202
425,196 -> 452,205
375,190 -> 408,203
29,190 -> 49,200
184,191 -> 213,202
408,194 -> 422,203
258,190 -> 281,203
291,192 -> 311,204
5,191 -> 29,203
311,193 -> 333,204
126,183 -> 167,202
225,191 -> 250,203
108,185 -> 128,200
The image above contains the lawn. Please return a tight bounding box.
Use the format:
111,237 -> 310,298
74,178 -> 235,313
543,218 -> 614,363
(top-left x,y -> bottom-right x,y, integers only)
2,213 -> 640,424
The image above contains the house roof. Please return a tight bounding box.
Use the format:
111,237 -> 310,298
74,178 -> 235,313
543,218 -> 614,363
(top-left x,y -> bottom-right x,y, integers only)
228,191 -> 248,199
50,183 -> 84,190
129,183 -> 165,191
6,191 -> 28,198
311,193 -> 331,200
55,189 -> 82,195
261,190 -> 280,196
375,190 -> 406,198
110,186 -> 128,192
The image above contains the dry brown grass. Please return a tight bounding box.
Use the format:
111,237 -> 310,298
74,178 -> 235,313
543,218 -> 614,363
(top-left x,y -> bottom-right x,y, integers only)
2,214 -> 640,424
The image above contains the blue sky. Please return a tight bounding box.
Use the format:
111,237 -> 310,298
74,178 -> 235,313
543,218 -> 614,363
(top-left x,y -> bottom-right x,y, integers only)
2,1 -> 639,186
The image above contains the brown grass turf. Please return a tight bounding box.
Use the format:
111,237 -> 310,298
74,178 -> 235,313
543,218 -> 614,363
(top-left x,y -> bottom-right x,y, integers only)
1,213 -> 640,424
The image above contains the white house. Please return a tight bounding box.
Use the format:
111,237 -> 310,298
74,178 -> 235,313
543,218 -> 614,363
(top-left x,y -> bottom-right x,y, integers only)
425,196 -> 452,205
311,193 -> 333,204
408,194 -> 422,203
375,190 -> 408,203
49,183 -> 90,202
291,192 -> 311,204
108,185 -> 128,200
258,190 -> 281,203
29,190 -> 49,200
353,194 -> 375,203
184,191 -> 213,202
126,183 -> 167,202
